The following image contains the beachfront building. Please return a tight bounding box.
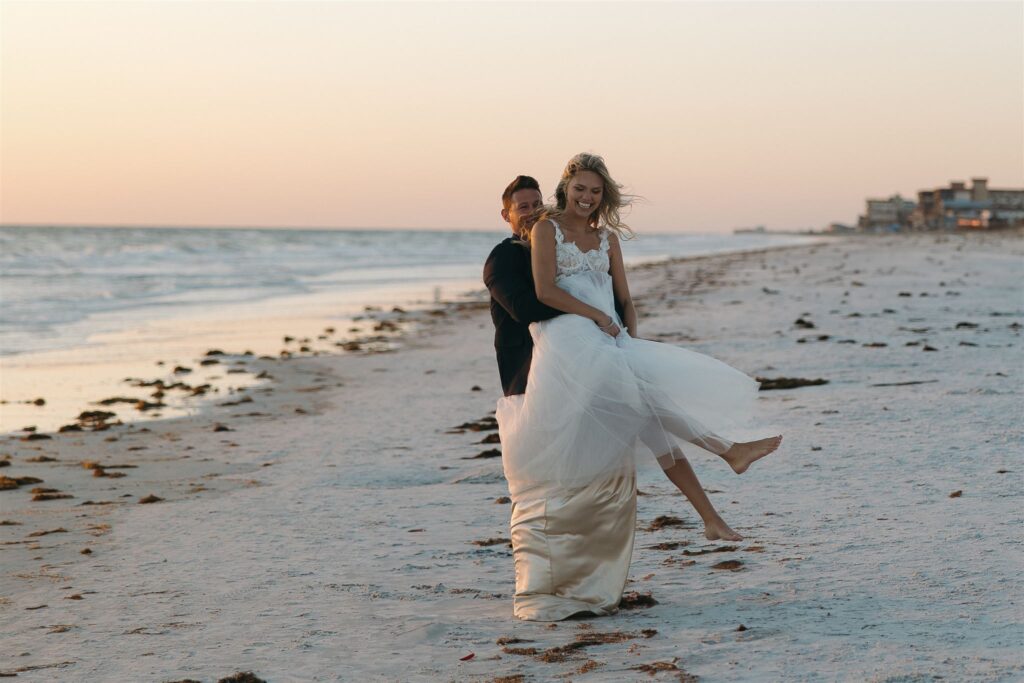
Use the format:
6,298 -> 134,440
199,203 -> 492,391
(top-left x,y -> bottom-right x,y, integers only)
858,194 -> 916,232
910,178 -> 1024,230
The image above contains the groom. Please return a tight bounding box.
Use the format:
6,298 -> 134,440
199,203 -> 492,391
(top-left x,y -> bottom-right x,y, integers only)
483,175 -> 562,396
484,175 -> 637,621
484,174 -> 626,395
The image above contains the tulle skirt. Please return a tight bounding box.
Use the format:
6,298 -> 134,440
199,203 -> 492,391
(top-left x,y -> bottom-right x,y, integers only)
496,270 -> 760,499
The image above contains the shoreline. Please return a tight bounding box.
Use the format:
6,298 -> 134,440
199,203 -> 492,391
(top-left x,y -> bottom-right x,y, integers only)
0,235 -> 824,437
1,232 -> 1021,681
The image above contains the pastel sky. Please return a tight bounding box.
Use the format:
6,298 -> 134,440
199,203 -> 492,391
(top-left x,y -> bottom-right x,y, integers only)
2,1 -> 1022,233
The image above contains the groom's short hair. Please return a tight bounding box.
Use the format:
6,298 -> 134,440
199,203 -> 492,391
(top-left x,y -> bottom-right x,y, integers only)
502,175 -> 541,211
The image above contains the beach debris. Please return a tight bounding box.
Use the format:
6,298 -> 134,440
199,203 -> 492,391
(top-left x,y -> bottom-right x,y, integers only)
644,515 -> 691,531
217,673 -> 267,683
955,322 -> 978,329
647,541 -> 691,550
200,358 -> 220,365
459,653 -> 475,661
213,423 -> 234,432
762,287 -> 779,294
862,342 -> 887,348
523,629 -> 658,663
755,377 -> 829,390
898,291 -> 912,297
478,433 -> 501,444
711,560 -> 744,571
26,528 -> 67,537
496,636 -> 535,645
922,345 -> 938,351
81,548 -> 92,554
32,491 -> 74,501
33,397 -> 46,405
26,455 -> 57,462
453,416 -> 498,432
619,591 -> 658,609
494,496 -> 511,504
76,410 -> 118,431
463,448 -> 501,459
634,659 -> 681,675
470,537 -> 511,547
0,660 -> 76,676
794,317 -> 816,329
173,366 -> 192,374
0,520 -> 21,525
138,494 -> 164,504
870,380 -> 938,387
0,475 -> 43,490
21,433 -> 52,441
471,385 -> 482,391
949,490 -> 963,498
682,545 -> 739,556
0,459 -> 8,468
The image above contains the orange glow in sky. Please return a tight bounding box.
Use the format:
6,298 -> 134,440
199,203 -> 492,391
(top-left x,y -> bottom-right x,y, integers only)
2,1 -> 1022,232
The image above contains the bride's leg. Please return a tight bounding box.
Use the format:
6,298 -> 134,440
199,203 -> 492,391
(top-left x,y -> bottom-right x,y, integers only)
643,426 -> 741,541
652,410 -> 783,475
661,451 -> 743,542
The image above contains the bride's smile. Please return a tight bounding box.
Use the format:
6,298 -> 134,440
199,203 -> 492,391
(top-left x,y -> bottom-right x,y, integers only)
566,170 -> 604,221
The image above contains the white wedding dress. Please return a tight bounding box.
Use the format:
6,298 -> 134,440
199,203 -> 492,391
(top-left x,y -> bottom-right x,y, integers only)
496,220 -> 760,621
497,221 -> 760,500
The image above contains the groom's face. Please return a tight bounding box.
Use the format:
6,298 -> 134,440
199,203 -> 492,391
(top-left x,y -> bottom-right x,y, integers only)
503,188 -> 544,238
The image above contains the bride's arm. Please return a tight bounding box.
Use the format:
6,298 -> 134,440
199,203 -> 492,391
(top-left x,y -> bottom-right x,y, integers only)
608,233 -> 638,337
531,220 -> 618,334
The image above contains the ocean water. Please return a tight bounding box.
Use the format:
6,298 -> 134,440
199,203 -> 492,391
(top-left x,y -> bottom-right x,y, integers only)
0,225 -> 818,357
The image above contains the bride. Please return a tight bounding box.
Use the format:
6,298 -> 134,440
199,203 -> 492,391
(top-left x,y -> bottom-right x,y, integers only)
496,152 -> 782,621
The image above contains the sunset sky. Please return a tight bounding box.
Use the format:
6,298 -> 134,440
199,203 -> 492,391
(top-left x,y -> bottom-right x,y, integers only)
2,1 -> 1021,233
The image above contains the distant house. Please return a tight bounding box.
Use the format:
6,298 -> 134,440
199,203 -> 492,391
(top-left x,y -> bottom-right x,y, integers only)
858,194 -> 916,232
911,178 -> 1024,230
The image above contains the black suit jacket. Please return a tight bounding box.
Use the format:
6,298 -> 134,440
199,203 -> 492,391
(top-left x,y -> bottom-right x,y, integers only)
483,237 -> 563,396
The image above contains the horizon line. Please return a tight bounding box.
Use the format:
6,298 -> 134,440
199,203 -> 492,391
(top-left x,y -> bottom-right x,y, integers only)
0,222 -> 743,234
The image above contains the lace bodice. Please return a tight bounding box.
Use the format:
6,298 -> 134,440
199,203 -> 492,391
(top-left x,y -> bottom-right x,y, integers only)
552,221 -> 610,283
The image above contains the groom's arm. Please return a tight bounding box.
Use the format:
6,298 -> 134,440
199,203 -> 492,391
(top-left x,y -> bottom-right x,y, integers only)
484,244 -> 563,324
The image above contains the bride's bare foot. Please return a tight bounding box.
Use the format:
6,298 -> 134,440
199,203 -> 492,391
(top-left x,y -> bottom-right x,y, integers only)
704,517 -> 743,541
723,435 -> 783,474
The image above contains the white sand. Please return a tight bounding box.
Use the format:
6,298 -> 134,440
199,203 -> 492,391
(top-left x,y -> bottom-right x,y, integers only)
1,233 -> 1021,682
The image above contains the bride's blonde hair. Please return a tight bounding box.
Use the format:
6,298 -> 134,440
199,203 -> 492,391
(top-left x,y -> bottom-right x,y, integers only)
538,152 -> 636,240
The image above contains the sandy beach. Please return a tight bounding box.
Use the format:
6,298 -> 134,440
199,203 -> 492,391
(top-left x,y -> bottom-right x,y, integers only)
1,232 -> 1021,682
